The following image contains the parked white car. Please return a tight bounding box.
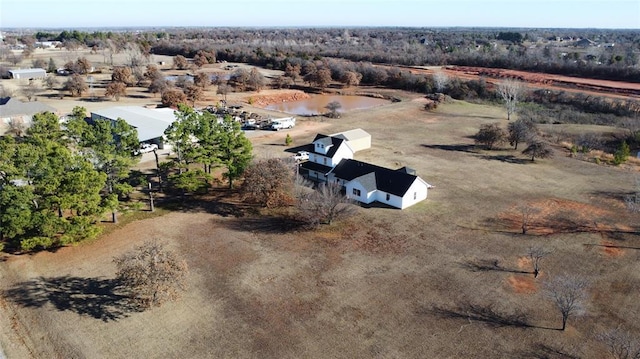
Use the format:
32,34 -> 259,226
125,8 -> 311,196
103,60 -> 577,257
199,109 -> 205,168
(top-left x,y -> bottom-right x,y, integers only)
136,143 -> 158,155
293,151 -> 309,161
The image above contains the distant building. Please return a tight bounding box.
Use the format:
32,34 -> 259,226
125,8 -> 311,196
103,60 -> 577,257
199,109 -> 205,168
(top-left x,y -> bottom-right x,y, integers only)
0,97 -> 58,135
8,68 -> 47,80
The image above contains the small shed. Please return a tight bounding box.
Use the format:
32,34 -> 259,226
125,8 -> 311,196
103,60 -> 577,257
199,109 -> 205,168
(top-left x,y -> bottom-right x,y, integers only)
9,68 -> 47,80
329,128 -> 371,153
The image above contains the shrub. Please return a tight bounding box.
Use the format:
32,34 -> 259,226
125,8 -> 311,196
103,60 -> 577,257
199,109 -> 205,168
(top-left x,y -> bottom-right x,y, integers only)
20,236 -> 55,252
613,140 -> 630,165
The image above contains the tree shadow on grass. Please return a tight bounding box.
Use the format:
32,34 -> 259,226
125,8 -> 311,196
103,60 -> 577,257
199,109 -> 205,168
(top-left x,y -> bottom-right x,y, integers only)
3,276 -> 141,322
421,144 -> 477,153
223,214 -> 308,234
157,196 -> 250,218
420,301 -> 553,330
459,259 -> 531,274
479,154 -> 532,164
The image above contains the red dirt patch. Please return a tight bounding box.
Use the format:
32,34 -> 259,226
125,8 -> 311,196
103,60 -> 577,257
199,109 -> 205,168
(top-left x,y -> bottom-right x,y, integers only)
600,240 -> 625,257
507,275 -> 538,294
498,198 -> 614,235
248,90 -> 311,107
516,256 -> 532,269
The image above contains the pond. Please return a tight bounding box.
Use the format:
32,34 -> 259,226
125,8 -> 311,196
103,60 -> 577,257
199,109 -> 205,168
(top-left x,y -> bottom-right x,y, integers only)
265,94 -> 390,116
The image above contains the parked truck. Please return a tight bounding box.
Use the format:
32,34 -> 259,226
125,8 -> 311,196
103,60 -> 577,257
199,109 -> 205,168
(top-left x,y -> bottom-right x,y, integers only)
269,117 -> 296,131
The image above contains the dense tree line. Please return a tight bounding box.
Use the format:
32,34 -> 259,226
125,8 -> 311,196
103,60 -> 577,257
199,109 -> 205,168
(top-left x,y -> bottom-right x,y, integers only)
0,108 -> 139,251
14,27 -> 639,83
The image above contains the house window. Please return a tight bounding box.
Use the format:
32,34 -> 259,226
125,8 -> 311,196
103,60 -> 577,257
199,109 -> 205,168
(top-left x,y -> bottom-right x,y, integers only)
386,193 -> 390,201
414,192 -> 417,200
353,188 -> 361,197
323,158 -> 327,165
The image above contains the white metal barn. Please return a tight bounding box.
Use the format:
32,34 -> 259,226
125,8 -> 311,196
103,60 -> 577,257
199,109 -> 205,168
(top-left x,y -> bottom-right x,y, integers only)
8,68 -> 47,80
91,106 -> 177,145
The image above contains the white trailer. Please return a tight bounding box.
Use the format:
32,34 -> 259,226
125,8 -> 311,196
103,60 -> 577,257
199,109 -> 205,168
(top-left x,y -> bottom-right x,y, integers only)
270,117 -> 296,130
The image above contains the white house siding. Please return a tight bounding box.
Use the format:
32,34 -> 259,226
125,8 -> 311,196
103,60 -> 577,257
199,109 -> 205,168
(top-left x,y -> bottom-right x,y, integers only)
346,136 -> 371,152
329,144 -> 354,166
374,191 -> 403,208
399,178 -> 429,209
345,180 -> 375,204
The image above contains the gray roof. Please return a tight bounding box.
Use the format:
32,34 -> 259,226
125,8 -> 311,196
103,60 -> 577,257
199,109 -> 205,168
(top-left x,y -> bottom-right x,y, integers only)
8,68 -> 46,76
0,97 -> 57,118
330,128 -> 370,142
353,172 -> 377,193
91,106 -> 176,142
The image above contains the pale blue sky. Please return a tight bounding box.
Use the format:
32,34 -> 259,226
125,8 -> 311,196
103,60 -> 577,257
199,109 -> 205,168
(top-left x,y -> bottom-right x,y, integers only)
1,0 -> 639,29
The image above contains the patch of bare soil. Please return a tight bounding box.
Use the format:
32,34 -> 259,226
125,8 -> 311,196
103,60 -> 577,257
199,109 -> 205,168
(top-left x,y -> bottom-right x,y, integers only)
247,90 -> 311,107
498,198 -> 616,235
507,275 -> 538,294
599,240 -> 625,257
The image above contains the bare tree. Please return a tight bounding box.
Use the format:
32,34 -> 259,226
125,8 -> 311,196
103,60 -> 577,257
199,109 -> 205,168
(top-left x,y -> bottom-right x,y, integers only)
184,85 -> 203,106
507,118 -> 537,150
518,205 -> 540,235
75,57 -> 92,74
474,123 -> 506,150
284,63 -> 301,84
21,80 -> 41,101
432,70 -> 449,93
527,246 -> 551,278
241,158 -> 295,208
544,275 -> 588,331
111,66 -> 133,86
625,176 -> 640,213
247,68 -> 266,92
114,240 -> 188,308
44,75 -> 59,91
522,140 -> 553,161
325,101 -> 342,118
298,182 -> 356,226
173,55 -> 189,70
194,72 -> 211,89
341,70 -> 362,88
497,79 -> 524,121
161,88 -> 187,108
217,83 -> 231,103
597,328 -> 640,359
104,81 -> 127,101
64,74 -> 88,97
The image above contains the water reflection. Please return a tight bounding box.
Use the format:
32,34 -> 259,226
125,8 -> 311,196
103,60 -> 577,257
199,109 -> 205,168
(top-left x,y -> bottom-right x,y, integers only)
265,95 -> 389,115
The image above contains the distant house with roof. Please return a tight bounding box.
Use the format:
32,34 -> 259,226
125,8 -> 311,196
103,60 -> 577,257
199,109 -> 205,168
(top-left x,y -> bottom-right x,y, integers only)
0,97 -> 58,135
298,129 -> 431,209
8,68 -> 47,80
91,106 -> 177,146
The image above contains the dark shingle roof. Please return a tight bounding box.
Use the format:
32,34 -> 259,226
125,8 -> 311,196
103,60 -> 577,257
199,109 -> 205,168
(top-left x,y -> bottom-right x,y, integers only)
300,161 -> 334,175
330,159 -> 419,197
311,134 -> 349,159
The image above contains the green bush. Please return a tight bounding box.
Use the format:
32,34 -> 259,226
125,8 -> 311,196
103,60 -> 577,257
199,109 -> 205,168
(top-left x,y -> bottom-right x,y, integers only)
20,236 -> 55,252
613,140 -> 630,165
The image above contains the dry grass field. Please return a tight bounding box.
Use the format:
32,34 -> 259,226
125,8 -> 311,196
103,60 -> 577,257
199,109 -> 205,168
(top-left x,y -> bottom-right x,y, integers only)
1,48 -> 639,358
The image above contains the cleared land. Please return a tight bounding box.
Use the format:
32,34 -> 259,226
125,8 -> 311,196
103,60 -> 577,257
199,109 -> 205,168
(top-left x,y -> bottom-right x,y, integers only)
1,48 -> 639,358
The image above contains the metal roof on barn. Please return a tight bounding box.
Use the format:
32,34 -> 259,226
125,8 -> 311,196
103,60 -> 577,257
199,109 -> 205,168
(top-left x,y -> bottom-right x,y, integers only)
91,106 -> 177,142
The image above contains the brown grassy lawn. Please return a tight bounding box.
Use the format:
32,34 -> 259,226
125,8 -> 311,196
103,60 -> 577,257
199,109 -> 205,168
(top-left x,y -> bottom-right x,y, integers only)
1,83 -> 640,358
